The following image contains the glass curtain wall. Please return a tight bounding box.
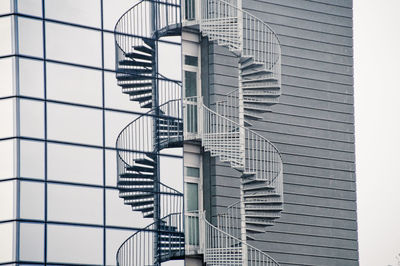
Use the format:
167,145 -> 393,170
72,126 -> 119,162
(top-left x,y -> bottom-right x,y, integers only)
0,0 -> 182,265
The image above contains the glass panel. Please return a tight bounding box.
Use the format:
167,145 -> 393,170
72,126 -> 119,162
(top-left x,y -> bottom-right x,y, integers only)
103,0 -> 137,31
159,40 -> 181,80
185,0 -> 195,20
185,166 -> 199,178
0,57 -> 14,98
20,181 -> 44,220
0,180 -> 15,221
103,32 -> 115,70
48,184 -> 103,225
20,140 -> 44,179
0,0 -> 11,15
105,228 -> 137,266
19,223 -> 44,262
104,72 -> 142,112
48,143 -> 103,185
47,224 -> 103,265
18,17 -> 43,57
0,140 -> 15,179
17,0 -> 42,17
19,99 -> 44,138
45,0 -> 100,28
160,156 -> 183,192
184,55 -> 198,66
185,182 -> 198,211
184,71 -> 196,97
47,62 -> 102,106
47,103 -> 103,145
19,58 -> 44,98
0,16 -> 12,56
105,149 -> 117,187
105,110 -> 138,148
0,222 -> 14,263
46,22 -> 101,67
185,215 -> 199,245
106,189 -> 152,228
0,99 -> 14,138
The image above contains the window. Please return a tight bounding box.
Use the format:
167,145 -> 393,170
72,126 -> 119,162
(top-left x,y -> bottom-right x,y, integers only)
17,0 -> 42,17
103,0 -> 136,31
0,1 -> 12,15
20,181 -> 44,220
160,155 -> 183,192
47,103 -> 103,145
0,97 -> 15,139
184,0 -> 196,20
185,183 -> 198,211
48,143 -> 103,185
185,166 -> 200,178
18,58 -> 44,98
184,71 -> 197,97
0,16 -> 13,56
19,99 -> 44,139
159,39 -> 182,80
18,17 -> 43,58
20,140 -> 44,179
0,57 -> 14,98
45,0 -> 100,28
105,228 -> 137,265
47,62 -> 102,106
19,223 -> 44,262
47,224 -> 103,265
106,189 -> 152,228
0,181 -> 15,221
184,55 -> 198,66
47,184 -> 103,225
0,140 -> 15,179
105,110 -> 138,148
0,222 -> 14,263
46,22 -> 101,67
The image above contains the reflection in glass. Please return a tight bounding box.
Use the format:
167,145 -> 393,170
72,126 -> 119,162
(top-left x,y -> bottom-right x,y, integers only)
48,143 -> 103,185
19,58 -> 44,98
106,189 -> 152,228
48,184 -> 103,225
0,57 -> 14,98
47,103 -> 103,145
20,99 -> 44,138
45,0 -> 100,28
0,16 -> 12,56
47,224 -> 103,265
19,223 -> 44,262
46,22 -> 101,67
18,17 -> 43,57
0,181 -> 14,221
20,181 -> 44,220
106,228 -> 137,265
47,62 -> 102,106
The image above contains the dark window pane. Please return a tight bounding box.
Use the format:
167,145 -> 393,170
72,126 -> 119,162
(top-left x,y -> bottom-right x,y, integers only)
185,55 -> 198,66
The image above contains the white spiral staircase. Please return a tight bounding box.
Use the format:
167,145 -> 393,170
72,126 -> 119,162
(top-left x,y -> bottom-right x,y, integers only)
114,0 -> 283,265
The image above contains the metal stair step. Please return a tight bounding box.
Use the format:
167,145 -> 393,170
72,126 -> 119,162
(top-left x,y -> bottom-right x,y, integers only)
120,82 -> 152,89
126,165 -> 154,172
242,76 -> 278,83
133,45 -> 154,55
119,173 -> 154,179
117,68 -> 152,75
119,59 -> 152,68
124,88 -> 152,96
127,199 -> 154,207
126,52 -> 153,61
241,68 -> 272,77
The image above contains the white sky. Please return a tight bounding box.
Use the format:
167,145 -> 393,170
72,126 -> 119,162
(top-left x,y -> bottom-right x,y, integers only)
354,0 -> 400,265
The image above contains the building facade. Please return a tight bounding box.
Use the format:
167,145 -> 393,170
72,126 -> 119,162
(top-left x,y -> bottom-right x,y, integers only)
0,0 -> 357,265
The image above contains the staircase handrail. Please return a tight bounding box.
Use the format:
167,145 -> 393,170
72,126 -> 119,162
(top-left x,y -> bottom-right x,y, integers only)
184,96 -> 283,183
200,211 -> 279,265
116,212 -> 184,265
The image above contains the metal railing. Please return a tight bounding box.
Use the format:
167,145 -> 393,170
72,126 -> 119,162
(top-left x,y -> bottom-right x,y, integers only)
198,211 -> 279,266
198,0 -> 281,82
116,212 -> 184,265
184,96 -> 283,184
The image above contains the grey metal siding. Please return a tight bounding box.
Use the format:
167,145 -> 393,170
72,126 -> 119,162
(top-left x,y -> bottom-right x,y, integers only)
203,0 -> 358,265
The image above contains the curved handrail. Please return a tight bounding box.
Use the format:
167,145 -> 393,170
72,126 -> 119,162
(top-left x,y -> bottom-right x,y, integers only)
116,98 -> 182,169
185,96 -> 283,184
116,212 -> 184,265
201,211 -> 279,265
200,0 -> 281,80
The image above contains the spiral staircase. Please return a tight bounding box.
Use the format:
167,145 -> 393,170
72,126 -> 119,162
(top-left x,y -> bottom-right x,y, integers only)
114,0 -> 283,265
